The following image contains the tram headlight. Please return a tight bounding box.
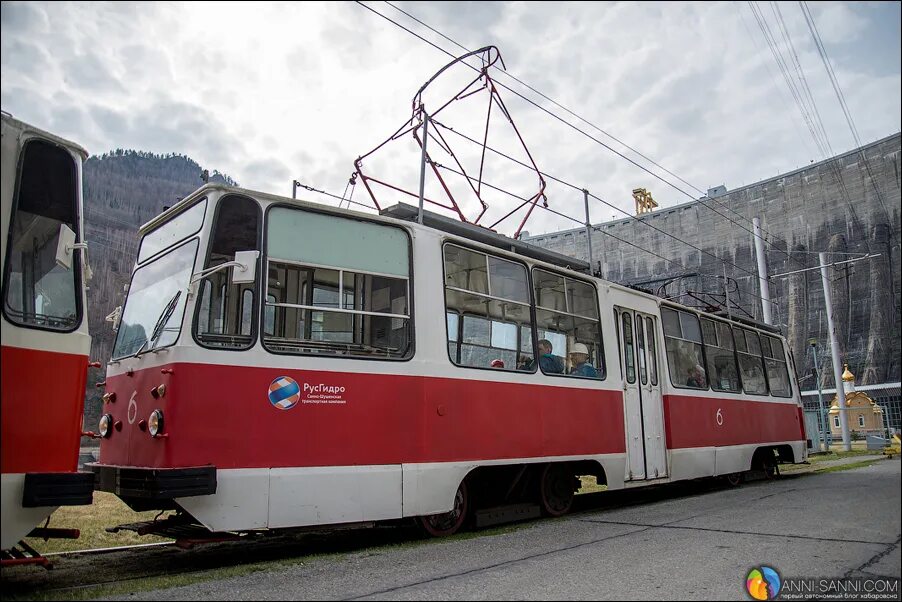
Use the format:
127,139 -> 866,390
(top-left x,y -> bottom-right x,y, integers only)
98,414 -> 113,439
148,409 -> 164,438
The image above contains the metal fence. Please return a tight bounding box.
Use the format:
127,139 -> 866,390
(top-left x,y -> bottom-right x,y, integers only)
801,383 -> 901,447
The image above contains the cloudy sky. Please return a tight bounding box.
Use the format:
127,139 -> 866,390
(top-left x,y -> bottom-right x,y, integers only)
2,1 -> 899,237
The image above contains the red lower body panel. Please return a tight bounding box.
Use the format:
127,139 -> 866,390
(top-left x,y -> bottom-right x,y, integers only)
664,394 -> 804,449
1,345 -> 88,474
99,363 -> 626,469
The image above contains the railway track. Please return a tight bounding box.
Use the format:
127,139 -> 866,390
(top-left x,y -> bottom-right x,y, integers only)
0,471 -> 792,599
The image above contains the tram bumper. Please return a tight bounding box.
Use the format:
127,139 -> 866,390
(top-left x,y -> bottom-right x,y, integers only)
22,472 -> 94,507
86,463 -> 216,499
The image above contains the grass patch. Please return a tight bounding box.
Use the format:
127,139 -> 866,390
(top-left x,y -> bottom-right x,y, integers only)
23,491 -> 172,554
6,557 -> 302,602
9,519 -> 531,601
806,449 -> 881,463
811,458 -> 884,474
577,475 -> 607,494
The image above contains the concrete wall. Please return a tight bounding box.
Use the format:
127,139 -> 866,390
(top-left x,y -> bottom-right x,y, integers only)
525,133 -> 901,390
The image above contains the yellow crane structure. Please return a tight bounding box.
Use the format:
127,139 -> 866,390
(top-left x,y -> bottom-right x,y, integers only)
633,187 -> 658,215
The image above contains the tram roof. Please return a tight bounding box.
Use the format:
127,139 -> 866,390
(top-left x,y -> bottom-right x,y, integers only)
139,185 -> 782,338
1,112 -> 89,159
142,185 -> 589,273
380,203 -> 591,274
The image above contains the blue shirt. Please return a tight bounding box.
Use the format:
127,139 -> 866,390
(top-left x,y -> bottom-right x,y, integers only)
571,362 -> 598,378
538,353 -> 565,374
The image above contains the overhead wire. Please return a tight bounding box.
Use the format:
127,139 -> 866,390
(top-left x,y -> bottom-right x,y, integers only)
799,0 -> 896,243
357,0 -> 803,270
748,1 -> 866,240
382,0 -> 815,265
737,3 -> 819,161
293,172 -> 773,309
379,0 -> 802,260
428,120 -> 761,279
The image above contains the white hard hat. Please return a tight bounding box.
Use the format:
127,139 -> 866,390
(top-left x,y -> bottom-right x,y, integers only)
570,343 -> 589,355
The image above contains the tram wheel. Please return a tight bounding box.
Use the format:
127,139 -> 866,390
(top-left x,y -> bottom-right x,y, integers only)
754,449 -> 779,480
540,463 -> 575,517
417,480 -> 469,537
762,458 -> 779,479
724,472 -> 744,487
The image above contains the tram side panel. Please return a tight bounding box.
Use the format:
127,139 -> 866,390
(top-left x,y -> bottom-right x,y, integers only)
653,306 -> 807,480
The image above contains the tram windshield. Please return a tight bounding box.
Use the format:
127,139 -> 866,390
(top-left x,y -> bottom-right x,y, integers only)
3,139 -> 80,330
112,240 -> 197,358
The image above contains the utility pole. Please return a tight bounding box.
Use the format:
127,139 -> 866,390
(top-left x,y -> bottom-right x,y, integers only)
752,217 -> 773,325
819,251 -> 851,451
417,108 -> 429,225
809,338 -> 829,451
583,189 -> 594,275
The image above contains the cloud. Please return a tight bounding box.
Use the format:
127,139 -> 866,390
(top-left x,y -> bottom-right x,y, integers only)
811,2 -> 868,44
1,1 -> 898,237
0,1 -> 48,31
63,52 -> 126,93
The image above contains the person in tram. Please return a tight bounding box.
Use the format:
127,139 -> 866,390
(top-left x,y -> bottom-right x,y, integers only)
537,338 -> 565,374
490,358 -> 505,369
686,364 -> 707,388
568,343 -> 598,378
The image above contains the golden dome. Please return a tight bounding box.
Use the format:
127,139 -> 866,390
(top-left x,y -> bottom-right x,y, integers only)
842,364 -> 854,382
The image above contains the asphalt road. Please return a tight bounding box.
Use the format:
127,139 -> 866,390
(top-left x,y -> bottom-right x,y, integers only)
102,457 -> 900,601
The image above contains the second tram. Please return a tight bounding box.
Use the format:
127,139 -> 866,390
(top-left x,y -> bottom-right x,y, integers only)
1,113 -> 94,560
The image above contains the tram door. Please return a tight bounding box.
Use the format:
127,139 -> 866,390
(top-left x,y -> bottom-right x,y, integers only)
617,308 -> 668,481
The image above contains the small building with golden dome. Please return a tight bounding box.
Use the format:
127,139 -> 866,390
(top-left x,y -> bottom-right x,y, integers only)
829,365 -> 886,437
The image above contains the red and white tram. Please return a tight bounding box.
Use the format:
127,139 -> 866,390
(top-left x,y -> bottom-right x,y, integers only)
1,113 -> 94,558
89,184 -> 807,537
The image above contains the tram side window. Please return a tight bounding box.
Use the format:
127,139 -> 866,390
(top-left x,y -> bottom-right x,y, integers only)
533,269 -> 604,379
645,316 -> 659,386
762,335 -> 792,397
194,195 -> 260,349
661,307 -> 706,389
636,315 -> 648,385
735,328 -> 768,395
3,139 -> 80,330
444,245 -> 534,371
263,207 -> 411,359
701,318 -> 740,393
621,311 -> 636,384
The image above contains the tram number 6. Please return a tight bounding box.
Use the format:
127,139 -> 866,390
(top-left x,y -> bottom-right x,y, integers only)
716,408 -> 724,426
128,391 -> 138,425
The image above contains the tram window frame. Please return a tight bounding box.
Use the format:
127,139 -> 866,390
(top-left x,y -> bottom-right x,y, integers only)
660,306 -> 708,391
111,237 -> 199,359
621,311 -> 636,384
532,267 -> 605,380
734,327 -> 769,396
645,316 -> 659,386
700,317 -> 741,393
762,334 -> 792,398
636,313 -> 648,385
192,194 -> 261,352
137,198 -> 207,265
2,138 -> 83,333
442,242 -> 536,374
261,204 -> 414,362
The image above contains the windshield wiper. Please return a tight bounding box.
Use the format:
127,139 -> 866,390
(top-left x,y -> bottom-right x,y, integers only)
133,290 -> 182,358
